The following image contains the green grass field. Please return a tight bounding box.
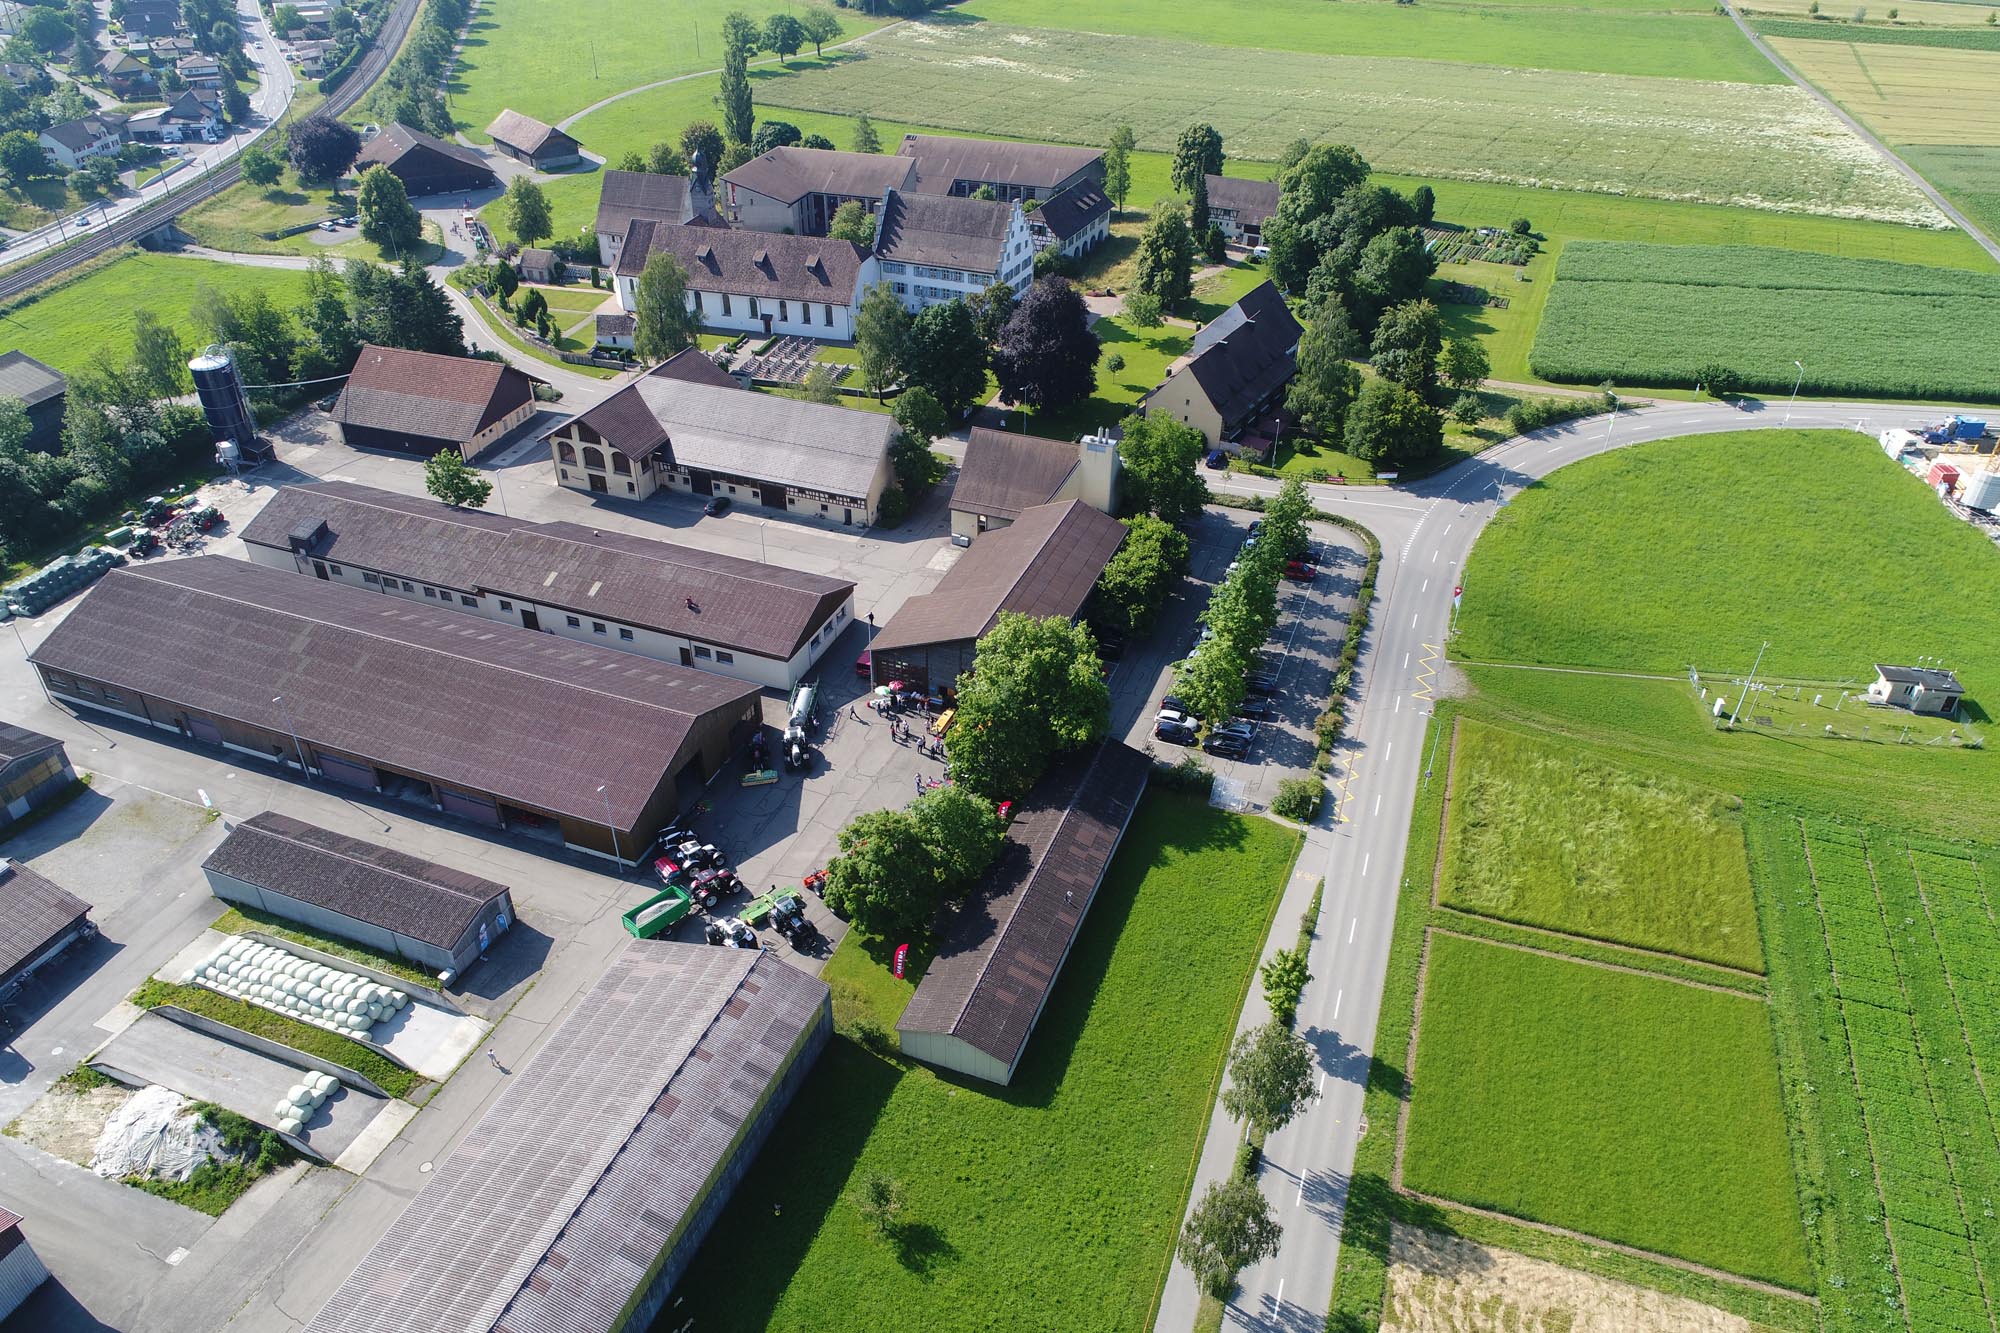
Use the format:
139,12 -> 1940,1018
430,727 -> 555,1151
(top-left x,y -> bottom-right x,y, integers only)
1903,143 -> 2000,241
1401,932 -> 1809,1289
0,251 -> 315,376
1439,718 -> 1763,969
445,0 -> 888,139
1453,431 -> 2000,699
970,0 -> 1783,81
1753,17 -> 2000,48
757,18 -> 1939,224
672,791 -> 1299,1333
1529,242 -> 2000,398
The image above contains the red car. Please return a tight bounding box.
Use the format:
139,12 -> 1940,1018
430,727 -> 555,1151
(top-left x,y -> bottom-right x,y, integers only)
855,649 -> 872,678
1284,560 -> 1318,582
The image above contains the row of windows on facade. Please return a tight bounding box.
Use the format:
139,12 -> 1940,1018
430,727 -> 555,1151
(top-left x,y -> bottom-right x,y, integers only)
349,563 -> 742,660
880,261 -> 993,285
689,289 -> 838,327
42,673 -> 125,708
555,442 -> 631,473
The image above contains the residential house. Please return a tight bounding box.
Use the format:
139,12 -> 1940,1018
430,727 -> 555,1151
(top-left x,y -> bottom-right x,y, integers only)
1206,175 -> 1280,247
0,351 -> 68,453
98,50 -> 155,95
122,90 -> 223,143
146,35 -> 195,61
721,145 -> 915,236
949,427 -> 1120,542
1141,280 -> 1303,455
0,62 -> 45,92
290,39 -> 338,77
872,187 -> 1035,314
37,117 -> 122,172
593,169 -> 719,272
867,499 -> 1127,694
330,345 -> 544,460
176,53 -> 224,89
353,122 -> 496,197
121,0 -> 183,39
1027,179 -> 1112,260
897,134 -> 1103,202
485,109 -> 583,170
594,312 -> 635,350
614,219 -> 875,340
544,356 -> 896,526
241,478 -> 858,692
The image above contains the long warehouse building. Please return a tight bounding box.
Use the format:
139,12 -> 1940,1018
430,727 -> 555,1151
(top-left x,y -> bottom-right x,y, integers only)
241,481 -> 856,691
28,557 -> 759,863
306,941 -> 830,1333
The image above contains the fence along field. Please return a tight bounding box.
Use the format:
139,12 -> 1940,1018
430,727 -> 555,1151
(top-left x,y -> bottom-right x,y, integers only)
1527,242 -> 2000,399
758,20 -> 1944,225
1439,720 -> 1762,970
1758,815 -> 2000,1331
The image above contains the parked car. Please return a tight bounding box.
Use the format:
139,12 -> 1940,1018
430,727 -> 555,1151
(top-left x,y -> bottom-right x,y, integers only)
1205,449 -> 1227,470
1245,671 -> 1280,696
704,495 -> 731,516
1205,723 -> 1255,758
855,649 -> 872,678
1155,705 -> 1197,730
1284,560 -> 1318,582
1234,698 -> 1274,721
1155,718 -> 1198,746
318,220 -> 338,232
1251,244 -> 1270,261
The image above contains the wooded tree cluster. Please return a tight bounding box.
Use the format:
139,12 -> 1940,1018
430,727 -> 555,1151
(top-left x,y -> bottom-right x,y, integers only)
369,0 -> 467,138
946,613 -> 1111,801
823,784 -> 1005,939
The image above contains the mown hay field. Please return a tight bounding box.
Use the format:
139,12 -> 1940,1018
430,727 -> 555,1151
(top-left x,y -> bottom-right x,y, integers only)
1769,38 -> 2000,142
1439,719 -> 1762,969
756,20 -> 1943,224
1401,933 -> 1810,1289
969,0 -> 1782,81
1527,241 -> 2000,397
1452,430 -> 2000,695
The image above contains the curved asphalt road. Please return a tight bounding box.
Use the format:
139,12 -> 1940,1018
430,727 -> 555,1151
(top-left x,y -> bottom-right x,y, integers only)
1157,396 -> 1937,1332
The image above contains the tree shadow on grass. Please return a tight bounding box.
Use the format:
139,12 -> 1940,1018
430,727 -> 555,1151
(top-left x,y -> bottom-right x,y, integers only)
886,1218 -> 959,1280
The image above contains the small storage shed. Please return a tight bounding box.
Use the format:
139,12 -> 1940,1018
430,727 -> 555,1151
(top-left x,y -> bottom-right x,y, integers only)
0,722 -> 74,836
203,811 -> 515,977
0,859 -> 92,998
1867,664 -> 1966,717
0,1206 -> 50,1323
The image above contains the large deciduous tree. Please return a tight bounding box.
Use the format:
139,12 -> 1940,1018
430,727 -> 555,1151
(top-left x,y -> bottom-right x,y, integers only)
424,450 -> 493,508
1343,377 -> 1442,469
1223,1021 -> 1319,1138
357,165 -> 423,255
761,12 -> 805,60
1170,122 -> 1223,196
1441,334 -> 1490,393
632,252 -> 697,362
991,277 -> 1098,414
1177,1177 -> 1283,1299
1369,298 -> 1444,395
501,176 -> 552,248
1133,201 -> 1195,311
854,281 -> 910,399
239,142 -> 283,188
900,298 -> 988,419
1352,225 -> 1436,325
752,120 -> 802,154
1286,294 -> 1361,442
801,8 -> 843,57
824,786 -> 1003,938
948,613 -> 1110,800
1116,413 -> 1208,525
828,199 -> 875,244
1093,513 -> 1190,634
286,114 -> 360,187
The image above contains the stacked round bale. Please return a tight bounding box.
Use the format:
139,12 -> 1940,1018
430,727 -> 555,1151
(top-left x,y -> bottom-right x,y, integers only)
273,1072 -> 340,1135
185,939 -> 410,1036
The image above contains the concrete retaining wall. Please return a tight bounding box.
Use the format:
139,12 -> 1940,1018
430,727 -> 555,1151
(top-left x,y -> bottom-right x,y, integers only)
147,1004 -> 395,1098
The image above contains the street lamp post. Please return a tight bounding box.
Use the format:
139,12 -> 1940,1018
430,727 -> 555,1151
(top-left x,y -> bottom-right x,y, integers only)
1783,360 -> 1804,427
597,783 -> 623,869
273,695 -> 310,779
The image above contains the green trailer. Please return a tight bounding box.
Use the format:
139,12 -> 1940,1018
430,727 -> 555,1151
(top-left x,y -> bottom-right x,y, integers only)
622,884 -> 695,939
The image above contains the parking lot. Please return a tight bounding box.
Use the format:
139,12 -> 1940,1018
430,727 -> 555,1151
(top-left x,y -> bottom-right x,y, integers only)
1114,506 -> 1366,812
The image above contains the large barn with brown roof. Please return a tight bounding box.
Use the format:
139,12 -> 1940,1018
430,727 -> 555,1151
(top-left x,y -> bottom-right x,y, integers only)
354,122 -> 496,197
867,499 -> 1126,696
484,108 -> 582,170
949,427 -> 1121,542
897,134 -> 1103,202
721,144 -> 915,236
613,219 -> 875,340
29,558 -> 760,864
898,740 -> 1150,1084
331,345 -> 543,460
240,480 -> 857,691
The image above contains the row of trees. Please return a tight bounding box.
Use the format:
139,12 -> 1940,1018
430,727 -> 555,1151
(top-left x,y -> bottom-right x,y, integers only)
1175,479 -> 1312,725
368,0 -> 467,139
847,276 -> 1101,420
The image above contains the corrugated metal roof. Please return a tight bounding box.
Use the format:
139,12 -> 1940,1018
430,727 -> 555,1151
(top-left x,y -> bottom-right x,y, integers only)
240,481 -> 854,662
28,557 -> 758,829
0,860 -> 90,983
203,811 -> 509,950
897,741 -> 1149,1075
0,350 -> 66,408
305,943 -> 828,1333
868,500 -> 1125,653
0,721 -> 63,769
617,376 -> 894,502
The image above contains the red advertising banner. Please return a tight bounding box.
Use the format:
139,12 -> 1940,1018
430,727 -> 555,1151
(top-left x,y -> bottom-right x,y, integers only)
892,943 -> 909,978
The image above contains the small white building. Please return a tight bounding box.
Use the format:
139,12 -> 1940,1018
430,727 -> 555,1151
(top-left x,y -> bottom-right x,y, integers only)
1867,664 -> 1966,717
615,218 -> 874,341
873,188 -> 1035,314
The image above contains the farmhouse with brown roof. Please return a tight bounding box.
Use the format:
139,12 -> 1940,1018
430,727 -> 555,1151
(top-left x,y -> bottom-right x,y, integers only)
897,134 -> 1103,202
614,219 -> 876,340
1142,280 -> 1303,455
1205,174 -> 1280,246
331,345 -> 543,459
354,122 -> 496,197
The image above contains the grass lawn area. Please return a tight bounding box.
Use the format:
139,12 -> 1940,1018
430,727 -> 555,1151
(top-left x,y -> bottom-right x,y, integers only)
1186,260 -> 1271,323
210,906 -> 442,991
467,290 -> 620,377
1401,933 -> 1809,1289
672,791 -> 1300,1333
1438,718 -> 1761,969
1453,430 -> 2000,701
131,978 -> 419,1099
447,0 -> 891,141
179,184 -> 446,264
968,0 -> 1784,81
1014,314 -> 1188,441
0,250 -> 315,376
521,283 -> 613,316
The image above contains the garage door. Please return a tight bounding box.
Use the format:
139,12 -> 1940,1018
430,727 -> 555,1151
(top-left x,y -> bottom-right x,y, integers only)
440,788 -> 501,827
188,717 -> 222,746
319,754 -> 375,790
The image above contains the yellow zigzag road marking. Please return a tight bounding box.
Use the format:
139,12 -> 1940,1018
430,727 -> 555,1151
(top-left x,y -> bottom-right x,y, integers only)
1412,642 -> 1440,703
1334,750 -> 1358,824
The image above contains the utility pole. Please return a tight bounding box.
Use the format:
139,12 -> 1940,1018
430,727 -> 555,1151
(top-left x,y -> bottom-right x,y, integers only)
1783,360 -> 1804,427
1725,641 -> 1769,730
